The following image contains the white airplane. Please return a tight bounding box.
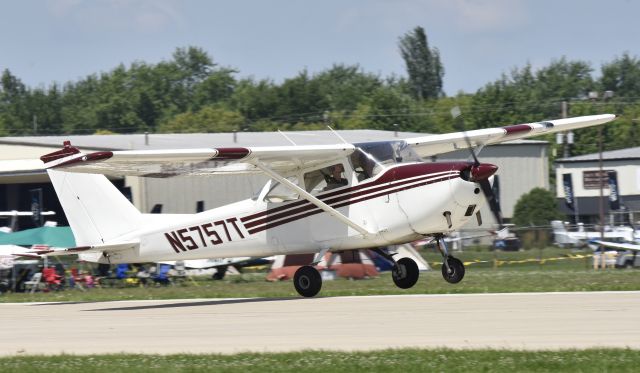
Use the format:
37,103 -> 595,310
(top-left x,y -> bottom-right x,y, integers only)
0,210 -> 56,233
551,220 -> 636,248
589,238 -> 640,268
26,114 -> 615,297
162,256 -> 274,279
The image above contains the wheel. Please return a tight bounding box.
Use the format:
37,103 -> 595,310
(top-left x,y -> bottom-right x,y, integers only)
293,265 -> 322,297
441,256 -> 465,284
392,257 -> 419,289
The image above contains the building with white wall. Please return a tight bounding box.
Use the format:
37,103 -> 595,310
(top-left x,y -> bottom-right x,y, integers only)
555,147 -> 640,225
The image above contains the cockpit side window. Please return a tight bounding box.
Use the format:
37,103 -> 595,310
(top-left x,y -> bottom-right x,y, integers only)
304,163 -> 349,195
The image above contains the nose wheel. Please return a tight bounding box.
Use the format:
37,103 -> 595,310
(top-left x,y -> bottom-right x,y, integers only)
293,265 -> 322,297
392,257 -> 419,289
441,256 -> 465,283
435,234 -> 466,284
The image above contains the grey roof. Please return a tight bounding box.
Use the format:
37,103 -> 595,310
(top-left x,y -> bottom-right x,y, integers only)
557,146 -> 640,163
0,130 -> 547,151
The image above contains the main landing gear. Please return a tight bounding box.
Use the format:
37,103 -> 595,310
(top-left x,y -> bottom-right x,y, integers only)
372,248 -> 420,290
435,234 -> 465,284
293,265 -> 322,297
293,248 -> 329,297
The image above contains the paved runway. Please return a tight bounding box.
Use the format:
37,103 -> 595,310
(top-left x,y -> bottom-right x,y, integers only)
1,291 -> 639,355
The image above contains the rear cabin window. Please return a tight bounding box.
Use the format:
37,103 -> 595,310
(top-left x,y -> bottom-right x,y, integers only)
264,176 -> 299,202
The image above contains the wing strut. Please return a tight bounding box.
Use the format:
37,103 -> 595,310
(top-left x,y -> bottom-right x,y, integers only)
252,160 -> 373,236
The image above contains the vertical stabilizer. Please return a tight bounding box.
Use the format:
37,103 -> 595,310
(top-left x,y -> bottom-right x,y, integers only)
47,170 -> 142,246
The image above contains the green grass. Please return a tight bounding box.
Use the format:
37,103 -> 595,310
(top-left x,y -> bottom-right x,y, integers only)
2,247 -> 639,303
1,349 -> 639,372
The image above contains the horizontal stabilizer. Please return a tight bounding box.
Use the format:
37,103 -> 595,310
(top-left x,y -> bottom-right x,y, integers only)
21,241 -> 139,258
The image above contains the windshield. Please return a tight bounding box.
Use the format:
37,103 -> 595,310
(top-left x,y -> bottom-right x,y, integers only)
350,141 -> 422,181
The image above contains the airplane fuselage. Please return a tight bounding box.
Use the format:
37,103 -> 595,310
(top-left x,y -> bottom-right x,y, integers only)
82,161 -> 488,264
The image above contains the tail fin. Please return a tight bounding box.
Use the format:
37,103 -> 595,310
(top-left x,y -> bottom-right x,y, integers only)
47,169 -> 142,246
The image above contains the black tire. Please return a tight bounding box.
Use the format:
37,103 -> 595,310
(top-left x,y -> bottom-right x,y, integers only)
442,257 -> 465,284
293,265 -> 322,297
392,257 -> 419,289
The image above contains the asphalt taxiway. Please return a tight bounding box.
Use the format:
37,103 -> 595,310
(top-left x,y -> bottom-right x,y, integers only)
1,291 -> 639,355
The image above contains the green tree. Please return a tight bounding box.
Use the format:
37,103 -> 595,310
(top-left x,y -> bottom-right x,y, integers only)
0,69 -> 29,134
314,64 -> 381,112
230,78 -> 280,126
398,26 -> 444,100
512,188 -> 563,227
158,105 -> 245,133
275,69 -> 327,122
600,53 -> 640,98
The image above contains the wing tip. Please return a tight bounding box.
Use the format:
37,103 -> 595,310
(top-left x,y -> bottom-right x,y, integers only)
40,141 -> 80,164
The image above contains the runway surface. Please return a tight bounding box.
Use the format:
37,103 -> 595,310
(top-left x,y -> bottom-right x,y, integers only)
1,291 -> 639,355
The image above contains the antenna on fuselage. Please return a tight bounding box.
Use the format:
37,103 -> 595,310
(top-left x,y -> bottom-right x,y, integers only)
326,126 -> 349,145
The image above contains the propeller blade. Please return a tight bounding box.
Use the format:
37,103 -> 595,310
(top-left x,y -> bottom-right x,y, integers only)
479,179 -> 504,229
450,106 -> 501,227
463,132 -> 480,167
451,106 -> 480,166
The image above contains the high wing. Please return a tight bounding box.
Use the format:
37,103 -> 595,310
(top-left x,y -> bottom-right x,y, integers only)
41,143 -> 355,177
592,240 -> 640,252
405,114 -> 615,158
40,114 -> 615,177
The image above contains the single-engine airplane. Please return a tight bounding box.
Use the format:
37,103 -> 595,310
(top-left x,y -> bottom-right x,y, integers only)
590,239 -> 640,268
30,114 -> 615,297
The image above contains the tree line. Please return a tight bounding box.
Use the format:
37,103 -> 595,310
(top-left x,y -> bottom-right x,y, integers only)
1,27 -> 640,159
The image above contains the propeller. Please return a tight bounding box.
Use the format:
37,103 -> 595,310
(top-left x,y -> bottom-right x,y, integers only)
451,106 -> 504,229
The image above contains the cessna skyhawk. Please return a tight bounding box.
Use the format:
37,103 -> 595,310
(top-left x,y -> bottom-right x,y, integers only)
32,114 -> 615,297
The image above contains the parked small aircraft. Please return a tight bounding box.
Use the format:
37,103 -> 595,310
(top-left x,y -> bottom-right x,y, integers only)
27,114 -> 615,296
0,210 -> 56,233
551,220 -> 636,248
162,256 -> 274,279
590,239 -> 640,268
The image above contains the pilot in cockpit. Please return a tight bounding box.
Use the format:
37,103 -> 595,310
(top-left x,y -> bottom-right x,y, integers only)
323,164 -> 348,190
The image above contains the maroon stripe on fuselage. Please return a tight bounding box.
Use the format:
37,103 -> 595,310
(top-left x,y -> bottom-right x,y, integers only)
246,173 -> 458,234
51,151 -> 114,168
502,124 -> 532,135
213,147 -> 250,160
241,162 -> 469,224
243,171 -> 453,229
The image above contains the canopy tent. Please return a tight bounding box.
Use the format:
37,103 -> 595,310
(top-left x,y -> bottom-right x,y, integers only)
0,226 -> 76,248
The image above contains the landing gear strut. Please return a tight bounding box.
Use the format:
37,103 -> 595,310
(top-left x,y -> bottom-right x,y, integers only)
293,265 -> 322,297
435,234 -> 465,284
373,248 -> 419,289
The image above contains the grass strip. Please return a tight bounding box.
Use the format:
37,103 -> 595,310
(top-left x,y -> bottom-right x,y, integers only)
1,348 -> 639,372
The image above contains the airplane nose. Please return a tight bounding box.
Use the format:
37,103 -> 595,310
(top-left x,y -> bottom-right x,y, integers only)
470,163 -> 498,182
